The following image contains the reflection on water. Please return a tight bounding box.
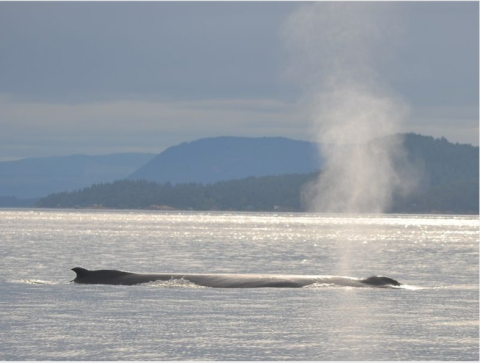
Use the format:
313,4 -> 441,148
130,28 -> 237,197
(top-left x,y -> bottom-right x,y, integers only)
20,279 -> 60,285
0,210 -> 478,360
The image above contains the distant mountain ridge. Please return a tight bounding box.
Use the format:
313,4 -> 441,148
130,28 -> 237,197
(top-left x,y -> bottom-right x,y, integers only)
0,153 -> 155,200
36,133 -> 479,214
3,133 -> 479,212
129,136 -> 322,184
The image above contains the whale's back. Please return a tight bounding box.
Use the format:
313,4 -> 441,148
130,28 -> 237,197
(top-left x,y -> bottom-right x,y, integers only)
71,268 -> 402,288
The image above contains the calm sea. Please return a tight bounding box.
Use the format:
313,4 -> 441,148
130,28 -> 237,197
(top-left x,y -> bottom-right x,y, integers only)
0,209 -> 478,360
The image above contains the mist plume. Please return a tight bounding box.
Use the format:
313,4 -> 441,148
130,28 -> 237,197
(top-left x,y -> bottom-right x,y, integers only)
283,2 -> 416,213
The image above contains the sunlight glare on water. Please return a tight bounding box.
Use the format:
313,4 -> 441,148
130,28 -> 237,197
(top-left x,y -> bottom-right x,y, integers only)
0,209 -> 478,360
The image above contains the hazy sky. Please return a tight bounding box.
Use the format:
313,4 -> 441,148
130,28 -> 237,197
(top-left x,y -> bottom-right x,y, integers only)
0,1 -> 478,160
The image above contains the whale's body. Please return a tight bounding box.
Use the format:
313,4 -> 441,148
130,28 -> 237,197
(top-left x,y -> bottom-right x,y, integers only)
71,267 -> 401,288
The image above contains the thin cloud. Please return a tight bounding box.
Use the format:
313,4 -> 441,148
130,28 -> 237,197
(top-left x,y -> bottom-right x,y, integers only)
0,96 -> 304,159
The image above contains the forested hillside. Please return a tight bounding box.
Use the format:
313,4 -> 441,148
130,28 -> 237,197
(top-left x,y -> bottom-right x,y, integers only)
36,134 -> 479,214
36,175 -> 310,211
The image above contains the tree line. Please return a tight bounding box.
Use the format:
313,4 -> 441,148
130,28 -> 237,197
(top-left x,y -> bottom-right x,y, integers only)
36,134 -> 479,214
36,173 -> 478,214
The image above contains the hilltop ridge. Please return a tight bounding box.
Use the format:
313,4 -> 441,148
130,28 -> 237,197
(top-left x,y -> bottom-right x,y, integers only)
129,136 -> 321,184
36,133 -> 479,214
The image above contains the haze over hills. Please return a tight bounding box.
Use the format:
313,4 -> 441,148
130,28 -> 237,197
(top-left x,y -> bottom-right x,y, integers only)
0,137 -> 321,206
36,133 -> 479,214
0,153 -> 155,201
129,137 -> 322,184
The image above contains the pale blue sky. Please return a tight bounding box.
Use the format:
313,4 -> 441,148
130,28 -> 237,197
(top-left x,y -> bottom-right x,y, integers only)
0,2 -> 478,160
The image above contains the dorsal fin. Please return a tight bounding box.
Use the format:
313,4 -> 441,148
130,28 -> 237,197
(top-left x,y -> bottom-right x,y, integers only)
71,267 -> 89,279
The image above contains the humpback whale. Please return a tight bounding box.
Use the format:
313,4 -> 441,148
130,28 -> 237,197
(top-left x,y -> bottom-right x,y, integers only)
71,267 -> 402,288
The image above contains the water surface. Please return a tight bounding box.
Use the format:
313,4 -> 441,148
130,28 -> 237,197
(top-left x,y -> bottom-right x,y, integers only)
0,210 -> 478,360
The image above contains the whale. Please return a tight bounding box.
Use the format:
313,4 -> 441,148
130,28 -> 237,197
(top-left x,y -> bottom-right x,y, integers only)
71,267 -> 402,288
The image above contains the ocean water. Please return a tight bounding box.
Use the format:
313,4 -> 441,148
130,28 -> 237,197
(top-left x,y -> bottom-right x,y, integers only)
0,209 -> 478,360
